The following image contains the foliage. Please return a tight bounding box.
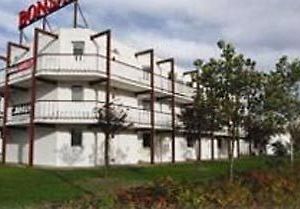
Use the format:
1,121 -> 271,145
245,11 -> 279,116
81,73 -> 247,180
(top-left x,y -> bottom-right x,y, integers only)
271,141 -> 289,157
117,161 -> 300,209
95,102 -> 133,166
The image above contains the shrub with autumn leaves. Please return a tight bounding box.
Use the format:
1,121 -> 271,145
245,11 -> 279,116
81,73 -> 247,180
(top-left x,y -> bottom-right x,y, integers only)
117,168 -> 300,209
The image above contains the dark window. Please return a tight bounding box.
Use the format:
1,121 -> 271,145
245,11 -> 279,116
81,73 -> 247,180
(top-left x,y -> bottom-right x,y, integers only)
187,135 -> 196,148
72,85 -> 83,101
71,130 -> 82,147
72,41 -> 85,60
142,133 -> 151,148
217,139 -> 222,149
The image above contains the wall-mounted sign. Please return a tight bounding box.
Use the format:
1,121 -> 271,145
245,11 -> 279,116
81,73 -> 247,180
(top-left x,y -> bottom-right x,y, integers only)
12,103 -> 30,116
19,0 -> 76,30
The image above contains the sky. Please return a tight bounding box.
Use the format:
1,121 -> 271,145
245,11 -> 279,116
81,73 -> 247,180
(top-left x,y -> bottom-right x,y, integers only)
1,0 -> 300,71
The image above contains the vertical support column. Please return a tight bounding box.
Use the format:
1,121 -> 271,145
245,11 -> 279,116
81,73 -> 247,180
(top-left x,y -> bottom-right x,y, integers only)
135,49 -> 155,164
248,140 -> 252,155
170,60 -> 175,163
19,30 -> 24,45
28,29 -> 39,167
157,58 -> 175,163
90,30 -> 112,167
211,136 -> 215,160
150,52 -> 155,165
73,0 -> 78,28
3,43 -> 29,164
237,138 -> 240,158
42,18 -> 47,31
1,51 -> 9,164
105,31 -> 111,167
27,29 -> 58,167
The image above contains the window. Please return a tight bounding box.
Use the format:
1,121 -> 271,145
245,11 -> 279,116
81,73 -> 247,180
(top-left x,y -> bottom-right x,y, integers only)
142,133 -> 151,148
217,139 -> 222,149
72,41 -> 85,60
71,130 -> 82,147
187,135 -> 196,148
72,85 -> 83,101
142,66 -> 150,80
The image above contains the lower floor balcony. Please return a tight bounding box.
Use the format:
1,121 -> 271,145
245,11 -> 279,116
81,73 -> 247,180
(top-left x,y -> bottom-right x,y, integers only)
6,101 -> 181,130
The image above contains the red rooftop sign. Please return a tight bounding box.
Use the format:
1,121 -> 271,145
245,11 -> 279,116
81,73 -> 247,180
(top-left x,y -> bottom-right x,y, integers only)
19,0 -> 76,30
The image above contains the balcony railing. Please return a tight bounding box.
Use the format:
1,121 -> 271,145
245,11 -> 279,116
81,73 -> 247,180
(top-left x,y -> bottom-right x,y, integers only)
6,100 -> 181,129
3,53 -> 194,99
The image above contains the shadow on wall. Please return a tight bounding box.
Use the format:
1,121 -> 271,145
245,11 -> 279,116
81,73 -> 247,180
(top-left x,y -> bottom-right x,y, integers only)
112,147 -> 129,164
57,145 -> 84,166
17,143 -> 26,164
155,136 -> 171,163
180,140 -> 194,160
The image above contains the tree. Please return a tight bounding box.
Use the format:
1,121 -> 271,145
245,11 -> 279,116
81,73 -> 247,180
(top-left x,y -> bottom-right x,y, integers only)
95,102 -> 133,167
272,56 -> 300,167
244,72 -> 283,155
213,40 -> 257,181
181,59 -> 223,161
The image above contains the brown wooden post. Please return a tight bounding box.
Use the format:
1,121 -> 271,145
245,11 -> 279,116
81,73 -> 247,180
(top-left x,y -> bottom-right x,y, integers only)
249,140 -> 252,155
90,30 -> 111,167
237,138 -> 240,158
73,0 -> 78,28
3,43 -> 29,164
1,53 -> 8,164
28,29 -> 58,167
211,135 -> 215,160
157,58 -> 175,163
28,29 -> 39,167
42,18 -> 47,31
135,49 -> 155,164
19,30 -> 24,45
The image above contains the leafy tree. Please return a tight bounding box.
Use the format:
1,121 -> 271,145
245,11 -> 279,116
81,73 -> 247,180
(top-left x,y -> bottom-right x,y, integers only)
213,40 -> 257,181
95,102 -> 133,167
181,59 -> 223,161
244,72 -> 283,155
272,56 -> 300,166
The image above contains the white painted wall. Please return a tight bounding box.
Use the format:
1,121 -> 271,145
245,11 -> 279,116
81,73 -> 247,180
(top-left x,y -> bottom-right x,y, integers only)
6,128 -> 28,164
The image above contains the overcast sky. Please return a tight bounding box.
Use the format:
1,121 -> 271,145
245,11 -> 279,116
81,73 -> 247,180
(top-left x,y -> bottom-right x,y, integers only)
1,0 -> 300,71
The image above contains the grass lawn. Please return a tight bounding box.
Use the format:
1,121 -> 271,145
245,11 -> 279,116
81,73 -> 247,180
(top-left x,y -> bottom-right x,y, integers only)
0,157 -> 270,209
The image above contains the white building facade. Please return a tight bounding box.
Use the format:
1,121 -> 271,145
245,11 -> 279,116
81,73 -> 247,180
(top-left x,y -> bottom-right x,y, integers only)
0,28 -> 250,167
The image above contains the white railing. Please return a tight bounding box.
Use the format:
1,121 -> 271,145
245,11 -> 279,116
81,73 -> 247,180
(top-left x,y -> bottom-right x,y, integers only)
7,58 -> 33,84
7,103 -> 31,124
35,100 -> 98,120
6,101 -> 179,129
37,54 -> 106,75
3,54 -> 195,99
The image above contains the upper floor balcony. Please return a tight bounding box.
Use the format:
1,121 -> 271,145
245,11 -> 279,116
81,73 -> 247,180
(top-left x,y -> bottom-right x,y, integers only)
6,100 -> 182,130
0,53 -> 195,103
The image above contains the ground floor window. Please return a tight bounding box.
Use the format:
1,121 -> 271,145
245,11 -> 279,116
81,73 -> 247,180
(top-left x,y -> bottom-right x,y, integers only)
71,129 -> 82,147
187,135 -> 196,147
217,139 -> 222,149
142,133 -> 151,148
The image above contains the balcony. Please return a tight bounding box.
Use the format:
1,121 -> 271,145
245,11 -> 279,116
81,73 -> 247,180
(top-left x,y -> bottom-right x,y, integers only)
2,54 -> 194,101
6,101 -> 181,129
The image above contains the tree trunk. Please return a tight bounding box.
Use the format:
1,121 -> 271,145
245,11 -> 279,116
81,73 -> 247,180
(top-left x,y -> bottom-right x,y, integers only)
248,140 -> 252,156
291,138 -> 294,169
104,132 -> 110,167
197,136 -> 202,161
229,125 -> 236,182
211,133 -> 215,160
237,138 -> 240,158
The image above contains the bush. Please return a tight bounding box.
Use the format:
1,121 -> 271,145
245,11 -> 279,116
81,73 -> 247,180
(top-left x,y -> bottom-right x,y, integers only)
117,168 -> 300,209
271,141 -> 288,157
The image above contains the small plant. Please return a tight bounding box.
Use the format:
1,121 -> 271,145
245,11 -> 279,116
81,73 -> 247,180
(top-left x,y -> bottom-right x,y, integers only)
271,141 -> 288,157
